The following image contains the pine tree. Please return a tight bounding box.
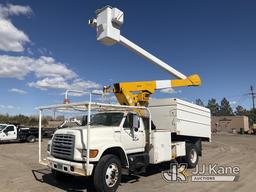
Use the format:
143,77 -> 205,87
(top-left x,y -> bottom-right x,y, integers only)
219,97 -> 233,116
235,105 -> 248,116
195,99 -> 204,107
207,98 -> 220,116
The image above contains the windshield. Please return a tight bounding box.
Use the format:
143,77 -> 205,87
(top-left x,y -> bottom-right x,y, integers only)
0,125 -> 7,131
91,112 -> 124,126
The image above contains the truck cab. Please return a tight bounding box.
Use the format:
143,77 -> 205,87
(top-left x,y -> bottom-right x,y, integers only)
47,111 -> 146,171
0,124 -> 17,141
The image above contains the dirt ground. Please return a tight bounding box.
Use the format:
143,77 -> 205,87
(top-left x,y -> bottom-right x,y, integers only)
0,134 -> 255,192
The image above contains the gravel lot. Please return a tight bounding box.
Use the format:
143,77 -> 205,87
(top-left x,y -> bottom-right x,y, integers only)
0,134 -> 255,192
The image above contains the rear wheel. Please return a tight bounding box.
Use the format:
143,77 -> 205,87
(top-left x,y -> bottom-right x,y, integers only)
93,154 -> 121,192
182,143 -> 199,168
27,135 -> 36,143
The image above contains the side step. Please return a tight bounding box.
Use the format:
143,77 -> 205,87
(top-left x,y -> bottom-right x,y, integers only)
128,153 -> 149,174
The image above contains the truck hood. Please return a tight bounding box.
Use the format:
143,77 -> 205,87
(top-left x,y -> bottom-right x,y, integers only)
53,125 -> 121,149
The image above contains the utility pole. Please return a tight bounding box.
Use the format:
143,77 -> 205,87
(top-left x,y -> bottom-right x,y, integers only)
249,85 -> 256,110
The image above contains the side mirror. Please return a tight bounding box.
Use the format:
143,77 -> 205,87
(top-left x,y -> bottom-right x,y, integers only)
132,115 -> 140,131
127,114 -> 140,130
82,115 -> 88,126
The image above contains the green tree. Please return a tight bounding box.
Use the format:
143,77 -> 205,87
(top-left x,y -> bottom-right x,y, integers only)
219,97 -> 233,116
195,99 -> 204,107
235,105 -> 248,116
29,117 -> 38,126
207,98 -> 220,116
0,114 -> 48,127
248,109 -> 256,126
42,118 -> 48,127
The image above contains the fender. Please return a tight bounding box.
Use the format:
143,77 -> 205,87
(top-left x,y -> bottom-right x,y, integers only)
91,143 -> 129,168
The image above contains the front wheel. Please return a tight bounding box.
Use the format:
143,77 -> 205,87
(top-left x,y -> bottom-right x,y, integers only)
93,154 -> 121,192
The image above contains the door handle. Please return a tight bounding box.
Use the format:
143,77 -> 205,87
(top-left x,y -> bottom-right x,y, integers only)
133,137 -> 139,141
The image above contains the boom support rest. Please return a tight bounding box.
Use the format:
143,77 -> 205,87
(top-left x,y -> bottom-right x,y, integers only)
104,74 -> 201,106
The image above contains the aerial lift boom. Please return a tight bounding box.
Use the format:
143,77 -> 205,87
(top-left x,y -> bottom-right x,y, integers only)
89,6 -> 201,106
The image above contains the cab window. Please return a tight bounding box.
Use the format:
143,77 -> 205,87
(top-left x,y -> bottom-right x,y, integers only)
5,126 -> 14,132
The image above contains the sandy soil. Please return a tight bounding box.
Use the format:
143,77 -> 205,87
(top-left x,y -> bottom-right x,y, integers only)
0,134 -> 255,192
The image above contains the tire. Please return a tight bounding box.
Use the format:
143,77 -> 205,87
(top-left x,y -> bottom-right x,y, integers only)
182,143 -> 199,168
27,135 -> 36,143
93,154 -> 121,192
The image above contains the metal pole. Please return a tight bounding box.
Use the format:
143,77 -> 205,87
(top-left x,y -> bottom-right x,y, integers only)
119,36 -> 187,79
86,93 -> 92,175
251,85 -> 255,110
38,109 -> 42,163
147,109 -> 152,147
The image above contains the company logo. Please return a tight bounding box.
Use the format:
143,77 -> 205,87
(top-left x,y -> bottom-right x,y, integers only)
162,163 -> 240,182
162,163 -> 188,182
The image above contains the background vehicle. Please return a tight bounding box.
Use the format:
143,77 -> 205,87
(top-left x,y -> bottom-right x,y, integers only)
0,124 -> 38,143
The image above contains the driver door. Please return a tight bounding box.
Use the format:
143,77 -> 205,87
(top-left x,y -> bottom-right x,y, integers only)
121,113 -> 145,154
2,126 -> 17,140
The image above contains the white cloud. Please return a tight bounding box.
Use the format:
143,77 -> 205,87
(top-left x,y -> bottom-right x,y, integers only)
0,55 -> 77,80
0,104 -> 15,109
29,77 -> 101,92
230,101 -> 237,105
0,4 -> 32,52
9,88 -> 27,94
0,4 -> 32,17
28,77 -> 70,90
31,56 -> 77,79
27,47 -> 33,55
0,4 -> 101,96
37,47 -> 52,56
60,88 -> 103,98
71,79 -> 100,90
0,55 -> 32,79
160,88 -> 182,94
0,55 -> 101,92
66,92 -> 86,97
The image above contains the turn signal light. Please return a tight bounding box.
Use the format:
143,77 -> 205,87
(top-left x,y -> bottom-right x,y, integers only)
82,149 -> 99,158
89,150 -> 99,158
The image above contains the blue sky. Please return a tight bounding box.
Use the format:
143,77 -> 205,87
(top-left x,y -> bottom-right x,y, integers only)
0,0 -> 256,115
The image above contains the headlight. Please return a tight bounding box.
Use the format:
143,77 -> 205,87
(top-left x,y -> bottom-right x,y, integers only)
81,149 -> 98,158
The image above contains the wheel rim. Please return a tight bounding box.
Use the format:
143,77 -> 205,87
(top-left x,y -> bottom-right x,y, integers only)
190,148 -> 197,164
105,163 -> 119,187
30,137 -> 35,142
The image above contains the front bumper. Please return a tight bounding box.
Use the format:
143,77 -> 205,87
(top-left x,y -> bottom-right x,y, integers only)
47,156 -> 94,176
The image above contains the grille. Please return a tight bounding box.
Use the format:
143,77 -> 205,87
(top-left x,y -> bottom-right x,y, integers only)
51,134 -> 75,160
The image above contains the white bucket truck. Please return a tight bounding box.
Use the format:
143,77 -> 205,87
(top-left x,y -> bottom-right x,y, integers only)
38,98 -> 210,192
38,5 -> 211,192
